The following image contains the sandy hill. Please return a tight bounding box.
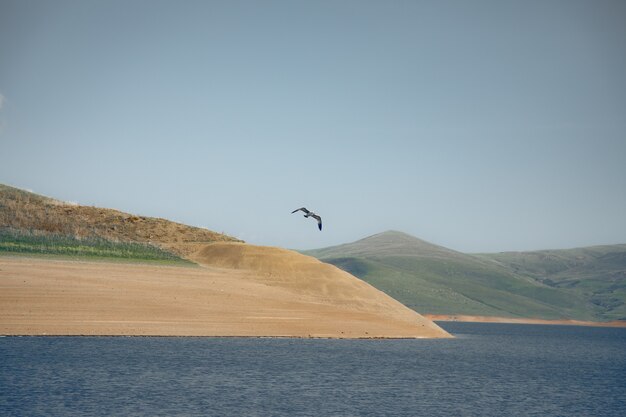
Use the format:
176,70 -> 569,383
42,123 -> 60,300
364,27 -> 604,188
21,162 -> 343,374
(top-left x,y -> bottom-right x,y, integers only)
0,184 -> 450,338
0,243 -> 451,338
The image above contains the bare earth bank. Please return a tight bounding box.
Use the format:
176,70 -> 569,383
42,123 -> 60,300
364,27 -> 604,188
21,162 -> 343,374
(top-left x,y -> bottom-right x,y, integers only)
0,243 -> 451,339
424,314 -> 626,328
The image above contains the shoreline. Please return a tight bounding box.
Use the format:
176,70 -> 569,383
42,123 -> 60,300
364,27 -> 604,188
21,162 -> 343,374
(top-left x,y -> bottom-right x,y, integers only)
424,314 -> 626,328
0,334 -> 439,340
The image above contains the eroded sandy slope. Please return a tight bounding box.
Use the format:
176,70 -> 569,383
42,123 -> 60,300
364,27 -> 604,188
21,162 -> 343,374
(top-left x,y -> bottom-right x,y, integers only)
0,243 -> 451,338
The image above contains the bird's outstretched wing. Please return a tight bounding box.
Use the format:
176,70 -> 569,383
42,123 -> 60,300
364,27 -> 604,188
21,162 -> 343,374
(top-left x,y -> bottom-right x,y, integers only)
310,214 -> 322,231
291,207 -> 310,214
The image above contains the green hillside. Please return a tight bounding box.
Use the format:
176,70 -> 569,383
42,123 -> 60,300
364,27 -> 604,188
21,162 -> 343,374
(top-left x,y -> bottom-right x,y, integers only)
305,231 -> 625,321
477,245 -> 626,320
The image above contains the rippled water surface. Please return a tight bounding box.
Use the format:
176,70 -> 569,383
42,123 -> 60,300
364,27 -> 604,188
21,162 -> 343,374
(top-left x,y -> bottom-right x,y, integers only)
1,323 -> 625,416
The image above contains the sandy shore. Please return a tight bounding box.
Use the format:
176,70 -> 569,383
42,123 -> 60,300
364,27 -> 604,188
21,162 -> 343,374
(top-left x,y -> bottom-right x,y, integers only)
424,314 -> 626,328
0,244 -> 451,338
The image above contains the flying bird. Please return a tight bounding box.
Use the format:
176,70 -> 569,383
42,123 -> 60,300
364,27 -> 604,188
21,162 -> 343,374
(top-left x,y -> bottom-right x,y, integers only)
291,207 -> 322,231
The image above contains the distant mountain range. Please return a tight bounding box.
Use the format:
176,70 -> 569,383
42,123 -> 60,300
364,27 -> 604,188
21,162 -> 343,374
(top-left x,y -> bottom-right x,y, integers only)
304,231 -> 626,322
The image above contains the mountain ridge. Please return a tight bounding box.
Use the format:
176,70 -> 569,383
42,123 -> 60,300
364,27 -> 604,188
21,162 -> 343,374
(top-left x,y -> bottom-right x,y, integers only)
305,231 -> 626,321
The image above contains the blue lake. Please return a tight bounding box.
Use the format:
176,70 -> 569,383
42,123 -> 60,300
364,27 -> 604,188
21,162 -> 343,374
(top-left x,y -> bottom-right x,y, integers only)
1,322 -> 625,416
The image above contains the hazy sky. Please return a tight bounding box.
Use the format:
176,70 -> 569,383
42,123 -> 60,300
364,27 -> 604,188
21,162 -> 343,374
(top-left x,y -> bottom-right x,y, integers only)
1,0 -> 625,252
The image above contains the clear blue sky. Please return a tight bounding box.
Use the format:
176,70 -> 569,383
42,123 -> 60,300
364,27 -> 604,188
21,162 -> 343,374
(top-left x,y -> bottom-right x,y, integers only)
1,0 -> 625,252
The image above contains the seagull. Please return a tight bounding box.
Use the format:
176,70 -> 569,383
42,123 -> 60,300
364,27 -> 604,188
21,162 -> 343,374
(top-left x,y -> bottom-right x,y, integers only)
291,207 -> 322,231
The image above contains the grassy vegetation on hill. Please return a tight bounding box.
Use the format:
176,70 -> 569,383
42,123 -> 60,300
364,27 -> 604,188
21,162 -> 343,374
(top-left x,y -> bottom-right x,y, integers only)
477,246 -> 626,321
0,183 -> 240,261
305,231 -> 624,321
0,228 -> 192,264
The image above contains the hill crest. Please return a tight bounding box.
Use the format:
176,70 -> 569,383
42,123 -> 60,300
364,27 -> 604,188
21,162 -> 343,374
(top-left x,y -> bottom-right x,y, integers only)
0,183 -> 240,256
306,230 -> 466,260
